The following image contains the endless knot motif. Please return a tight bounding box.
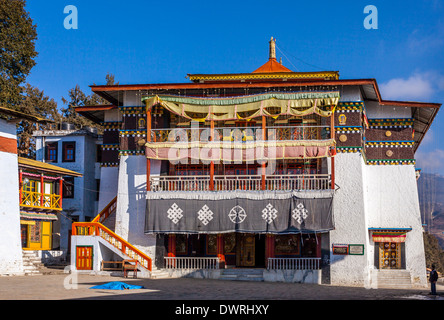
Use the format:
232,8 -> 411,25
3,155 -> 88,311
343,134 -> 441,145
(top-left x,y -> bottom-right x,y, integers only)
197,205 -> 214,226
292,203 -> 308,224
261,203 -> 278,224
167,203 -> 183,224
228,205 -> 247,224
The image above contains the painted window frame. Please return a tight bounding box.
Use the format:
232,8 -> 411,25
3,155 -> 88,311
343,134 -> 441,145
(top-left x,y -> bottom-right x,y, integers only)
62,141 -> 76,162
45,142 -> 58,162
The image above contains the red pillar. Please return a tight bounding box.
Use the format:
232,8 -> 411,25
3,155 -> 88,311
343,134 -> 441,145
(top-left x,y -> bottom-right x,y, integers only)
40,173 -> 44,207
59,177 -> 64,208
168,234 -> 176,257
19,170 -> 23,205
146,107 -> 152,191
330,109 -> 335,189
210,120 -> 215,191
261,115 -> 266,190
265,234 -> 275,268
217,234 -> 225,268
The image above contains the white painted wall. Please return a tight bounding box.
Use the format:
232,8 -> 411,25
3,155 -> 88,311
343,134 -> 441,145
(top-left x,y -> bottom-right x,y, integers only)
329,152 -> 370,286
329,150 -> 427,287
364,164 -> 427,286
115,155 -> 157,259
97,166 -> 119,212
0,119 -> 24,275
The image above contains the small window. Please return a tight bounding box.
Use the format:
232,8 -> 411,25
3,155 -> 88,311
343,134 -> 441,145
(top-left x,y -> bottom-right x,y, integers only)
46,142 -> 58,162
62,142 -> 76,162
62,176 -> 75,198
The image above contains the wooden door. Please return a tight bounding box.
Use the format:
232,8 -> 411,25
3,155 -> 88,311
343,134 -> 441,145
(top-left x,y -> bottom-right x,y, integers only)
21,224 -> 29,248
41,221 -> 52,250
76,246 -> 93,270
237,234 -> 255,267
379,242 -> 401,269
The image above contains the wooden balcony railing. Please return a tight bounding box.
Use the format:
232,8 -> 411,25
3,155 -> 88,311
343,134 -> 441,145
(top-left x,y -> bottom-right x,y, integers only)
150,125 -> 329,143
150,174 -> 331,192
72,222 -> 152,272
20,191 -> 62,211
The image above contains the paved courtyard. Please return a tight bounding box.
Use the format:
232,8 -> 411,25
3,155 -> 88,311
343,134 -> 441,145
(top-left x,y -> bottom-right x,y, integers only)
0,273 -> 442,301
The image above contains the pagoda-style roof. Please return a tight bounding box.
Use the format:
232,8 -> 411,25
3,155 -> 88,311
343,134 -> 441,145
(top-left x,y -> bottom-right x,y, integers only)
252,57 -> 293,73
187,37 -> 338,82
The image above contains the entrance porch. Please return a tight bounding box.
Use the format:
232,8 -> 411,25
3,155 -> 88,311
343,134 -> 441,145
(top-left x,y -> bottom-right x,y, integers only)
159,232 -> 322,270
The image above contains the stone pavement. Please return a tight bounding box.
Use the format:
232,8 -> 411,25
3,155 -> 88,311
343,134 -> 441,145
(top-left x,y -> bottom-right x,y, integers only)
0,273 -> 443,301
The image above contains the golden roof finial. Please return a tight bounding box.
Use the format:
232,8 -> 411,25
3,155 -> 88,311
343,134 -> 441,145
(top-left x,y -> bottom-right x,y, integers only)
269,37 -> 276,60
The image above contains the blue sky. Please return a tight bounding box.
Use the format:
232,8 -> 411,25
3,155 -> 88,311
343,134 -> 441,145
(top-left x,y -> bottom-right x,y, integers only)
25,0 -> 444,174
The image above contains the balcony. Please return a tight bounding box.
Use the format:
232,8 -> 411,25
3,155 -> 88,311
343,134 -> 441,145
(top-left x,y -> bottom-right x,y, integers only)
150,125 -> 330,143
150,174 -> 331,192
20,190 -> 62,211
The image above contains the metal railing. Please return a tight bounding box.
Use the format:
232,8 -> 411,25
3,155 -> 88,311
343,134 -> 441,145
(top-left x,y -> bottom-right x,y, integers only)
267,257 -> 321,270
164,257 -> 220,270
150,174 -> 331,192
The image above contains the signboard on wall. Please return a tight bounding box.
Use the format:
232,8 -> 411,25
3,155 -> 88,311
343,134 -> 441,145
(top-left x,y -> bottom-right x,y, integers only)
332,244 -> 348,255
332,243 -> 365,255
349,244 -> 365,255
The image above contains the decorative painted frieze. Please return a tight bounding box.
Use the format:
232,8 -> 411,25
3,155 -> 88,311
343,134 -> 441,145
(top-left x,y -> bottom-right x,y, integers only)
101,144 -> 120,150
368,118 -> 414,128
119,106 -> 145,115
101,121 -> 122,131
366,159 -> 416,165
119,149 -> 145,156
335,101 -> 364,112
336,146 -> 362,153
365,141 -> 414,147
120,130 -> 147,138
100,162 -> 119,167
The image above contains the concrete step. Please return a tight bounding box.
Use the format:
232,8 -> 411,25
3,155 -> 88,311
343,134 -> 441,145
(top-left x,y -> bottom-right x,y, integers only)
375,270 -> 412,289
219,268 -> 264,282
150,268 -> 175,279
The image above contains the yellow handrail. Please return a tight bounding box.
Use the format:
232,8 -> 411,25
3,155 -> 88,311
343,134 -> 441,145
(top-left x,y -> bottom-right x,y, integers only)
20,191 -> 62,210
72,222 -> 152,271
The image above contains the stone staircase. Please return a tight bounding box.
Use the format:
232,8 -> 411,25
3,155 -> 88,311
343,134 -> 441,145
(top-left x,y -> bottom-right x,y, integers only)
150,267 -> 174,279
22,250 -> 44,276
22,250 -> 67,276
374,270 -> 413,289
219,268 -> 264,282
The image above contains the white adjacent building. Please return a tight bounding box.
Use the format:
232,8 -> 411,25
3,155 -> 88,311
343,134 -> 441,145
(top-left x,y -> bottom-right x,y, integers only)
33,124 -> 102,252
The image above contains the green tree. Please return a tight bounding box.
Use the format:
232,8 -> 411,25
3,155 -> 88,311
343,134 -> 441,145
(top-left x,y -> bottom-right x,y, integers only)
423,232 -> 444,273
61,73 -> 117,128
0,0 -> 38,107
16,84 -> 61,158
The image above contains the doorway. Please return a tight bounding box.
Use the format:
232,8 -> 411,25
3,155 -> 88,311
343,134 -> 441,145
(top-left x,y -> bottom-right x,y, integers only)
235,233 -> 265,267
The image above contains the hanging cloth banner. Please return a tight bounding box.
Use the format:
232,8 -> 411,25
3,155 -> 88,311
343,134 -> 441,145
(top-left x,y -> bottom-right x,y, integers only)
142,92 -> 339,122
372,232 -> 407,243
145,190 -> 334,234
145,139 -> 335,161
